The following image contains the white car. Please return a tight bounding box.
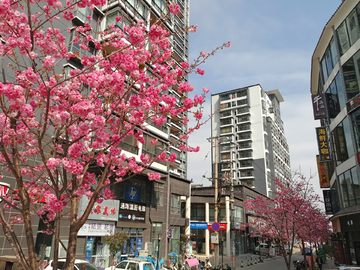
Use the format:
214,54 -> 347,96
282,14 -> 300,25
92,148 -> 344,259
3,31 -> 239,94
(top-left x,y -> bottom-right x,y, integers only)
114,259 -> 155,270
44,259 -> 99,270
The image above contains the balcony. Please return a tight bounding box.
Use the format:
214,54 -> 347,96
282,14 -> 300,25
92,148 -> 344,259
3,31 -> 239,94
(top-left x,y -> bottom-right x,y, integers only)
119,142 -> 139,155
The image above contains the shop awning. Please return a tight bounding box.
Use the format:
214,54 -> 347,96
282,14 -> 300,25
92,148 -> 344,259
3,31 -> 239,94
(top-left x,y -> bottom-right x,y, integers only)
186,258 -> 199,267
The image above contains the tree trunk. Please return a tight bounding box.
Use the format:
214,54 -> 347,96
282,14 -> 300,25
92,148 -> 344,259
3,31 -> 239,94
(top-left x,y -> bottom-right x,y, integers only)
51,212 -> 61,270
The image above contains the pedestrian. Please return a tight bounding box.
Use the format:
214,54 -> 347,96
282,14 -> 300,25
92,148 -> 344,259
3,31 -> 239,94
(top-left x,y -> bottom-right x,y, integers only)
316,254 -> 323,270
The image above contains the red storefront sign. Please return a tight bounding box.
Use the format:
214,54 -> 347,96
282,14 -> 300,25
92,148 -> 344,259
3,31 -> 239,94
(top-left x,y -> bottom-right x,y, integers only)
207,223 -> 227,230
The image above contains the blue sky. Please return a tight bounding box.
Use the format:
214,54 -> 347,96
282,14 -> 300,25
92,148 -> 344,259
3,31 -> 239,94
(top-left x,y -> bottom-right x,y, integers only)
186,0 -> 342,195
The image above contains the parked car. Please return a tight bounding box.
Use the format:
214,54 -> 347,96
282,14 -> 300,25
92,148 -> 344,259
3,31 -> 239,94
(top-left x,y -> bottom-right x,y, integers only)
254,243 -> 275,255
44,259 -> 99,270
115,259 -> 155,270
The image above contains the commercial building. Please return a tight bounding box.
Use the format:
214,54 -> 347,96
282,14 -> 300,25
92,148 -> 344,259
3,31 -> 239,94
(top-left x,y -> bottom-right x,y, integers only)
188,184 -> 267,257
0,0 -> 192,269
211,85 -> 291,198
310,0 -> 360,266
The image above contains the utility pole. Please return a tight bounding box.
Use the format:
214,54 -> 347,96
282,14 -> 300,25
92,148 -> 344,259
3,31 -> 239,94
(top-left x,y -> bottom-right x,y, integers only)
214,137 -> 219,268
208,136 -> 220,267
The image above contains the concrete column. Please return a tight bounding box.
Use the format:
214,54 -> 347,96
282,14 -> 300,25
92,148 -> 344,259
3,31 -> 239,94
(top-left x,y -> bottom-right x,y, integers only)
185,186 -> 191,254
225,196 -> 230,256
205,202 -> 210,256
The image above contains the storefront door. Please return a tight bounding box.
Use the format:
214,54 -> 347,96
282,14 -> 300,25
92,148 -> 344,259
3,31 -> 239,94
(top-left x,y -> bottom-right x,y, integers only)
354,241 -> 360,265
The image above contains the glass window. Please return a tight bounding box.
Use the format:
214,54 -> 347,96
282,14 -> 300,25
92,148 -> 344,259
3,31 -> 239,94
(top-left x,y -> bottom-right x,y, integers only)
351,107 -> 360,152
239,150 -> 252,158
329,38 -> 338,68
345,170 -> 356,207
238,124 -> 250,131
326,80 -> 340,120
346,9 -> 360,46
335,73 -> 346,110
238,132 -> 251,140
333,123 -> 349,162
343,56 -> 360,100
343,117 -> 354,158
220,118 -> 232,126
220,126 -> 232,134
339,173 -> 349,208
351,167 -> 360,205
234,206 -> 243,223
336,21 -> 350,56
220,144 -> 231,152
220,94 -> 231,101
237,107 -> 249,114
237,90 -> 247,98
321,57 -> 329,83
152,182 -> 163,206
171,194 -> 181,215
221,102 -> 231,109
237,99 -> 248,106
191,204 -> 205,221
221,153 -> 230,160
220,111 -> 231,117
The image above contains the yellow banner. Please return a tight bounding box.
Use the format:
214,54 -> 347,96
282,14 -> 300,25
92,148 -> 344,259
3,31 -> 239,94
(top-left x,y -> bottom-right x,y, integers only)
316,155 -> 330,188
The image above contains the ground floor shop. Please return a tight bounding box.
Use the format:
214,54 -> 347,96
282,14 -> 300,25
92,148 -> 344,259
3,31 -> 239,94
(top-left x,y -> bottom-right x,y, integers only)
331,213 -> 360,266
189,223 -> 246,256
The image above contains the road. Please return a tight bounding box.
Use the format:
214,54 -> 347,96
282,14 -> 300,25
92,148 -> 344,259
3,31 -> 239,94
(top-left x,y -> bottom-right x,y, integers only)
196,252 -> 338,270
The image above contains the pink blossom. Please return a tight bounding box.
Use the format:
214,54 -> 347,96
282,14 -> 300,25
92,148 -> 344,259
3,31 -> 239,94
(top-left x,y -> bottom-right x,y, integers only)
201,51 -> 206,57
169,3 -> 180,15
225,41 -> 231,47
188,24 -> 198,33
202,87 -> 210,94
196,68 -> 205,75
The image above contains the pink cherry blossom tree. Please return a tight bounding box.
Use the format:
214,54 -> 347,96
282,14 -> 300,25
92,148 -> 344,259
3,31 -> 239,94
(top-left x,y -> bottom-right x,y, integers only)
246,173 -> 330,270
0,1 -> 230,270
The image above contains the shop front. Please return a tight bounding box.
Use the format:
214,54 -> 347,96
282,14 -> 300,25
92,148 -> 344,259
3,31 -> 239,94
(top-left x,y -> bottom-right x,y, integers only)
190,222 -> 207,255
78,197 -> 120,270
339,213 -> 360,265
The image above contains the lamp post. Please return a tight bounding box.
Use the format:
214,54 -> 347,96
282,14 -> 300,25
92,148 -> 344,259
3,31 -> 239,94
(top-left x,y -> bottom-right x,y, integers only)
157,234 -> 161,270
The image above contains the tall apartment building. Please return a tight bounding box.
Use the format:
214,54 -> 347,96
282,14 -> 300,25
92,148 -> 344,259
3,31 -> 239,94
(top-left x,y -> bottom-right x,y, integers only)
310,0 -> 360,266
0,0 -> 192,268
211,85 -> 291,198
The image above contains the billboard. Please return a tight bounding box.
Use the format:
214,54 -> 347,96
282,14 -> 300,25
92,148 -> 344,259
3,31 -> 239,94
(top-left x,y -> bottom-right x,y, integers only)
316,155 -> 330,188
316,127 -> 331,161
312,94 -> 327,120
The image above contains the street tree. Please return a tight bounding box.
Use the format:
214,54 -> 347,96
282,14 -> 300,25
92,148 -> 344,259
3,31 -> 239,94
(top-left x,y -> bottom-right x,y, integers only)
0,1 -> 231,270
245,173 -> 329,270
103,231 -> 129,263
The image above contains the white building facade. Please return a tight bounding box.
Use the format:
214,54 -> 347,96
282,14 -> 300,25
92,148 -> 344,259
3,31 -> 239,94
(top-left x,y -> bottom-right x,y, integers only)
211,85 -> 291,198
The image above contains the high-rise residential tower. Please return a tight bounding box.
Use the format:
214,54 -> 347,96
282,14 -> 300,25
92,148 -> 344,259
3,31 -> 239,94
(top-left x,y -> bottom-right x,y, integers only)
211,85 -> 291,198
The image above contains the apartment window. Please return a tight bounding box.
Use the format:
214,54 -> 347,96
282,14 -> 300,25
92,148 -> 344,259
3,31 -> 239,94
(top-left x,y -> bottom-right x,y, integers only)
191,204 -> 205,221
239,150 -> 252,158
220,136 -> 232,143
237,99 -> 247,106
337,167 -> 360,208
121,133 -> 139,154
221,153 -> 230,160
220,118 -> 232,126
220,94 -> 231,101
238,142 -> 251,149
152,182 -> 163,206
241,170 -> 254,177
237,90 -> 247,98
126,0 -> 148,19
240,160 -> 252,167
234,206 -> 243,223
220,111 -> 231,117
73,6 -> 91,22
153,0 -> 167,15
106,11 -> 131,31
68,30 -> 93,59
238,132 -> 251,140
237,115 -> 250,122
220,144 -> 231,152
220,126 -> 232,134
238,124 -> 250,131
169,226 -> 180,255
221,102 -> 231,109
237,107 -> 249,114
171,194 -> 181,215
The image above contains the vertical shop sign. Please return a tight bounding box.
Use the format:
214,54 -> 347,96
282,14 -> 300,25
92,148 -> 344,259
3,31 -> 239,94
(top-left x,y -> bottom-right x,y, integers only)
136,238 -> 143,256
130,238 -> 135,254
316,127 -> 331,161
316,156 -> 330,188
85,237 -> 93,262
312,94 -> 327,120
323,190 -> 333,214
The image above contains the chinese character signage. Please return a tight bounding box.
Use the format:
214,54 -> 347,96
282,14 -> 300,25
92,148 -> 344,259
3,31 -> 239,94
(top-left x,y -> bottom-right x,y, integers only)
316,155 -> 330,188
312,94 -> 327,120
78,197 -> 119,221
124,185 -> 141,202
323,190 -> 333,215
119,201 -> 146,223
316,127 -> 331,161
78,220 -> 115,236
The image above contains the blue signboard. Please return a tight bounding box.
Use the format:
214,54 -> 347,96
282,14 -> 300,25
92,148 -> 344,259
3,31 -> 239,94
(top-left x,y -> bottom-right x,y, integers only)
190,222 -> 208,229
124,185 -> 141,202
123,242 -> 127,254
136,237 -> 143,256
85,237 -> 93,262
